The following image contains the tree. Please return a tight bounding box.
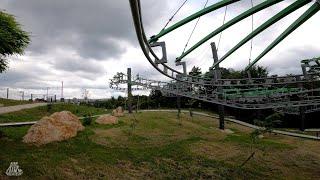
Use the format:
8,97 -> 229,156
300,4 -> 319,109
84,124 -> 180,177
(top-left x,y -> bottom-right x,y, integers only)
189,66 -> 202,76
247,65 -> 268,78
0,11 -> 30,73
204,65 -> 269,80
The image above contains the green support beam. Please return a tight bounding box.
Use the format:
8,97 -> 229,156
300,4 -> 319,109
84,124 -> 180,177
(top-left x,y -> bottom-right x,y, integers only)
149,0 -> 240,43
212,0 -> 311,68
176,0 -> 286,62
245,2 -> 320,71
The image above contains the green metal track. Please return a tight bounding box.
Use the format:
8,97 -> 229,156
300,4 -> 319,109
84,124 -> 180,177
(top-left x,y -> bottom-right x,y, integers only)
149,0 -> 240,43
176,0 -> 286,62
211,0 -> 311,68
246,2 -> 320,71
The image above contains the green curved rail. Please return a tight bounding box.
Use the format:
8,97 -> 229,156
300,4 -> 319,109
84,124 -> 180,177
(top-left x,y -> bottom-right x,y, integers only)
212,0 -> 312,68
175,0 -> 287,61
246,2 -> 320,70
149,0 -> 240,43
148,0 -> 319,70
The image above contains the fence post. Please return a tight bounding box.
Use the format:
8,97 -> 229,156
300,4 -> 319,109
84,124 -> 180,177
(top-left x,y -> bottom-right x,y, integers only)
6,88 -> 9,99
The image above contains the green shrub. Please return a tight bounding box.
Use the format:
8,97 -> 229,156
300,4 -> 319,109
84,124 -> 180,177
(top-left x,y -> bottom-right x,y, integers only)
46,103 -> 52,112
82,114 -> 92,126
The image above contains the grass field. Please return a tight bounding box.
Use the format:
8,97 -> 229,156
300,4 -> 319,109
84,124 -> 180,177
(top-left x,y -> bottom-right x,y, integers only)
0,98 -> 32,107
0,103 -> 108,123
0,109 -> 320,179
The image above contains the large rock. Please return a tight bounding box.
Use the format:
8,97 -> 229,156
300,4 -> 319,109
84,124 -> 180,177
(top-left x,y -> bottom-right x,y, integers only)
23,111 -> 84,146
95,115 -> 118,125
112,106 -> 124,117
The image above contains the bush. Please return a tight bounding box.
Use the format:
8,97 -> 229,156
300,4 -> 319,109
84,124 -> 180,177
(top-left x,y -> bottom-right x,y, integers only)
46,103 -> 52,112
82,114 -> 92,126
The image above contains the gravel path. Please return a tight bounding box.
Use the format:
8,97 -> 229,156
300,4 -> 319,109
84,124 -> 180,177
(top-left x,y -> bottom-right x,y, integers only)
0,103 -> 47,115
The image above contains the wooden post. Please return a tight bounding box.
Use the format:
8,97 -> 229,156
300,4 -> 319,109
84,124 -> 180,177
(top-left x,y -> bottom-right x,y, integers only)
6,88 -> 9,99
177,96 -> 181,118
299,106 -> 306,131
211,42 -> 225,130
127,68 -> 133,113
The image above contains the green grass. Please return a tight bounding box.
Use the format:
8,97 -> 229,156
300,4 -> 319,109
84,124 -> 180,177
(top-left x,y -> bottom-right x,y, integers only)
0,103 -> 108,123
0,111 -> 319,179
224,133 -> 292,150
0,98 -> 31,107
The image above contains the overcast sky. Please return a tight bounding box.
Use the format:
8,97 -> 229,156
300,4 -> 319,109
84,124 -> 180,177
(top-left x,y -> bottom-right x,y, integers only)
0,0 -> 319,99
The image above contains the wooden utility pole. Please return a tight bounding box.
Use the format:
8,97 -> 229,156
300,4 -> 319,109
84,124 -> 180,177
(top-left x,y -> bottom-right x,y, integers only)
211,42 -> 225,130
127,68 -> 133,113
6,88 -> 9,99
177,95 -> 181,118
61,81 -> 64,102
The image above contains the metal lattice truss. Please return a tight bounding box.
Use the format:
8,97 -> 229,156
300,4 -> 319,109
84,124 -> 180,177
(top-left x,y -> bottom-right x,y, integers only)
109,73 -> 150,92
110,65 -> 320,110
129,0 -> 320,81
127,0 -> 320,111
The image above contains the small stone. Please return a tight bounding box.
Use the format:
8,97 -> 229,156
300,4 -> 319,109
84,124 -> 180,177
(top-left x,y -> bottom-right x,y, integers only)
112,106 -> 124,117
221,129 -> 234,134
258,134 -> 264,139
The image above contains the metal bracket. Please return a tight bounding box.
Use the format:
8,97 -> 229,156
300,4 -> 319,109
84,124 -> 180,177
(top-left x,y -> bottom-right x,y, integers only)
175,61 -> 187,75
150,41 -> 167,64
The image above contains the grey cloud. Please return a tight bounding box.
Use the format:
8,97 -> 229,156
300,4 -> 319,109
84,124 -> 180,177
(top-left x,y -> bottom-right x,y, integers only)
52,57 -> 105,75
2,0 -> 169,60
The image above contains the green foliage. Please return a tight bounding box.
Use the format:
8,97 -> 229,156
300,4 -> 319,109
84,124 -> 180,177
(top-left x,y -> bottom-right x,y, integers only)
0,11 -> 30,72
0,103 -> 107,123
254,112 -> 283,133
188,66 -> 202,76
0,98 -> 31,106
46,103 -> 53,112
82,114 -> 93,126
204,65 -> 269,79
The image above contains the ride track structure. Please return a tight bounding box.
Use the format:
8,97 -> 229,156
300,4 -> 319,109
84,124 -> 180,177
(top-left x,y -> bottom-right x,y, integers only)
127,0 -> 320,129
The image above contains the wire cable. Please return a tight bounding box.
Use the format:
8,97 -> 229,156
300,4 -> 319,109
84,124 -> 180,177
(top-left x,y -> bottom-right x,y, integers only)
248,0 -> 254,65
217,5 -> 228,52
181,0 -> 209,55
161,0 -> 188,31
